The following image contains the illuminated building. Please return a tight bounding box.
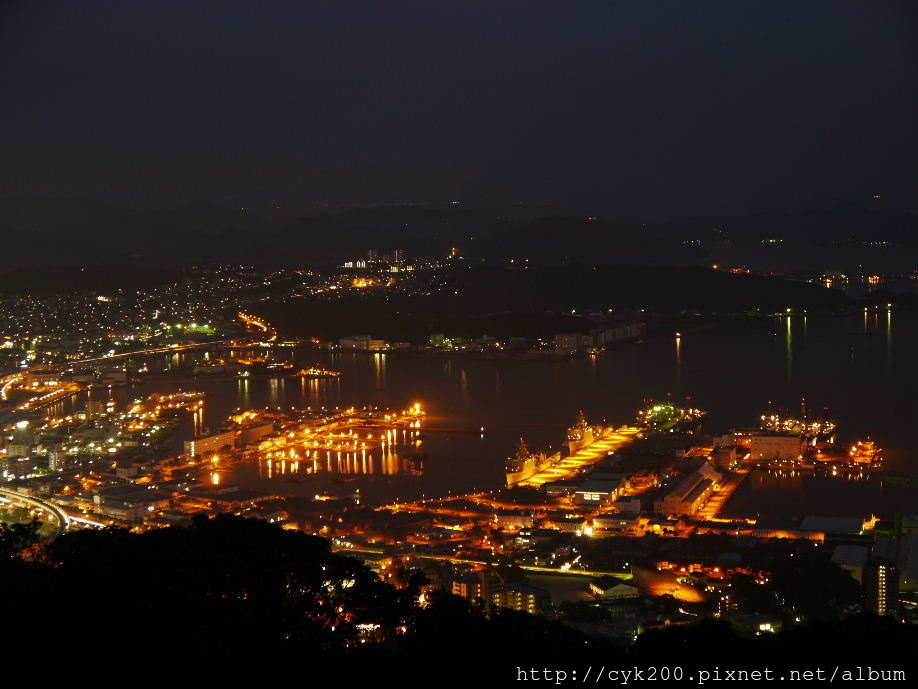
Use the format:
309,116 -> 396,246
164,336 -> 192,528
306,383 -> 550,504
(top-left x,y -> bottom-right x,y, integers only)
339,335 -> 372,350
24,368 -> 62,386
85,400 -> 106,419
5,420 -> 34,458
748,432 -> 803,461
545,516 -> 589,533
593,513 -> 643,535
452,570 -> 502,611
863,558 -> 898,617
183,430 -> 236,457
589,575 -> 640,599
654,463 -> 722,517
540,480 -> 578,497
238,422 -> 275,446
610,497 -> 643,514
4,442 -> 31,459
493,509 -> 535,530
351,277 -> 383,288
492,583 -> 551,615
93,486 -> 171,522
572,478 -> 624,506
713,445 -> 746,469
46,447 -> 67,471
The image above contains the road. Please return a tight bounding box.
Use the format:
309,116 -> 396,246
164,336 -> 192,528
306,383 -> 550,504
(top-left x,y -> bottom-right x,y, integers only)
334,545 -> 632,578
69,337 -> 244,364
0,487 -> 71,535
1,331 -> 267,418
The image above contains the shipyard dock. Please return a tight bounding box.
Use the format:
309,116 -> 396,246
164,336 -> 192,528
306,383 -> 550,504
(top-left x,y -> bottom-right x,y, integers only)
515,425 -> 644,487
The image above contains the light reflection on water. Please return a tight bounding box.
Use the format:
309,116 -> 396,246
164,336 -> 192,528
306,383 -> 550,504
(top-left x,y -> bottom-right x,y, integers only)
53,312 -> 916,514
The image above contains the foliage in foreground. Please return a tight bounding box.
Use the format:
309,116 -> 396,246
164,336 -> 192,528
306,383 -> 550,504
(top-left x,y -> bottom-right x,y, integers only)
0,515 -> 913,662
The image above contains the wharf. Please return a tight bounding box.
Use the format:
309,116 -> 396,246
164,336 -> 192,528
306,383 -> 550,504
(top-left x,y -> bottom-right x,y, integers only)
517,426 -> 644,488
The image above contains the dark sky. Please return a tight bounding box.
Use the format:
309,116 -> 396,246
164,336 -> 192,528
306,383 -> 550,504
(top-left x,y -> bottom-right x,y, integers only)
1,0 -> 915,219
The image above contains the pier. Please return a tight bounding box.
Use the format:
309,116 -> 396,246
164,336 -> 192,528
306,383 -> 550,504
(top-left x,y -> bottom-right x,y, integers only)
696,468 -> 751,521
516,425 -> 644,487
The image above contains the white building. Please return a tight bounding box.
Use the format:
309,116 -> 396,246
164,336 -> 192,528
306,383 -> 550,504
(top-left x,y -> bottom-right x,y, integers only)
183,430 -> 237,457
589,575 -> 640,599
572,478 -> 624,506
748,432 -> 803,460
339,335 -> 372,350
494,509 -> 534,529
654,463 -> 723,517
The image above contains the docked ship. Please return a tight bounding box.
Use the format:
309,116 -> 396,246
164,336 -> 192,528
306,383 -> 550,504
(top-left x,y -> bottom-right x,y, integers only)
505,437 -> 561,487
234,356 -> 294,374
567,410 -> 603,453
505,411 -> 607,486
848,439 -> 881,465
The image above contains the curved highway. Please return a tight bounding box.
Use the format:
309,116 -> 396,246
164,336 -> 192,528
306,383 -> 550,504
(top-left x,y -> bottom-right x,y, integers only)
0,487 -> 70,535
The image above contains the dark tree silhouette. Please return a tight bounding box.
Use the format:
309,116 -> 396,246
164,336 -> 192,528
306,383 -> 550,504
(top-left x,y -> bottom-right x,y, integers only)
0,518 -> 42,558
769,555 -> 862,621
1,515 -> 912,667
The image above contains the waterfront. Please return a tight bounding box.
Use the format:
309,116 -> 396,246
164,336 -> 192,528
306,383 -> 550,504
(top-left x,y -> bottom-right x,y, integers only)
50,311 -> 917,517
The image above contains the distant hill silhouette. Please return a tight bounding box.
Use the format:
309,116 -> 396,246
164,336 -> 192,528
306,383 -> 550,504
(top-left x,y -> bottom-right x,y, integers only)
0,265 -> 176,294
650,204 -> 918,245
259,265 -> 853,343
1,195 -> 914,272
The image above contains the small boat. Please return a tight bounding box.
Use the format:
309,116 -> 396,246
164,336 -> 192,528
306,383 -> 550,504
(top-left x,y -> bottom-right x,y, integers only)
294,366 -> 341,379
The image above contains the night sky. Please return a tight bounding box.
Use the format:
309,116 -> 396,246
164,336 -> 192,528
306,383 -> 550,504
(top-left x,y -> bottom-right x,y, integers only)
1,0 -> 915,219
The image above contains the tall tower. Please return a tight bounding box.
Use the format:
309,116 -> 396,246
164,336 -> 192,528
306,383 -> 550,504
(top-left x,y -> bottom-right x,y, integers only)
863,557 -> 898,617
